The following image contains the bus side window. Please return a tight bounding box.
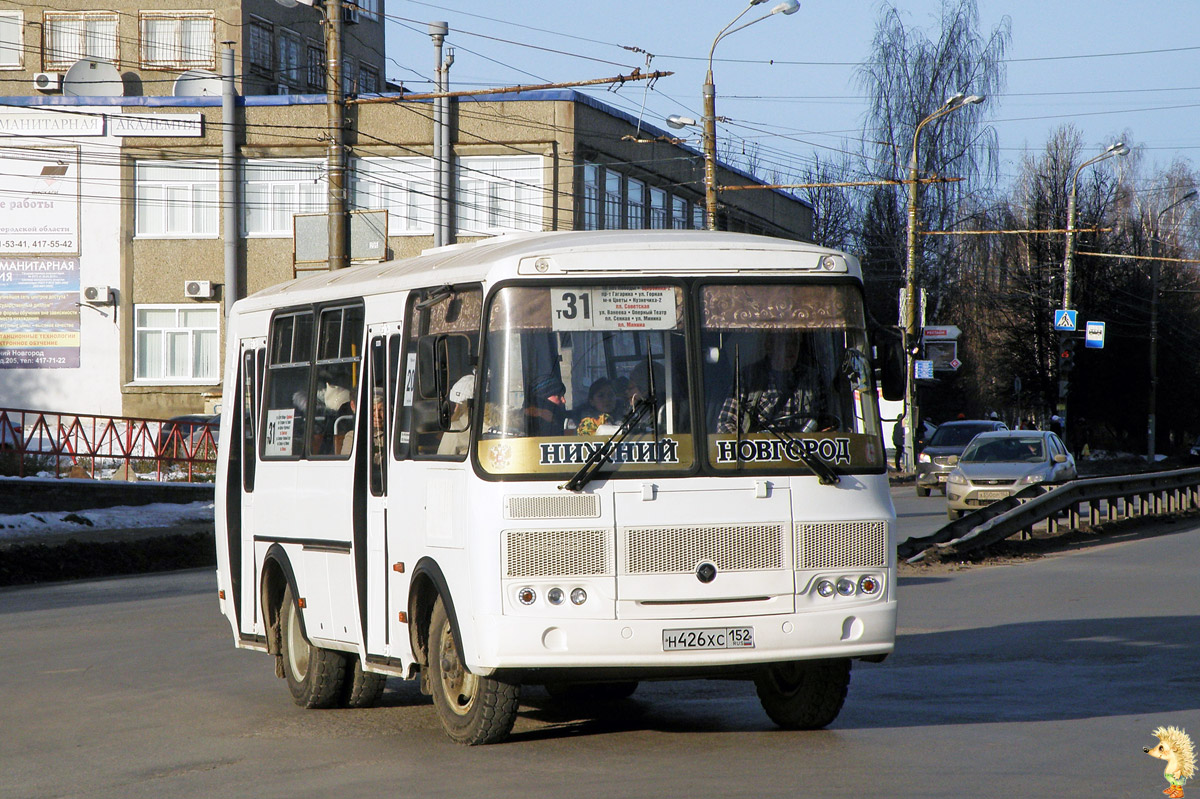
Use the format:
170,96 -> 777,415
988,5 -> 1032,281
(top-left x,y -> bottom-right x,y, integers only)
402,285 -> 482,460
241,347 -> 261,491
262,311 -> 313,460
311,304 -> 364,459
368,336 -> 387,496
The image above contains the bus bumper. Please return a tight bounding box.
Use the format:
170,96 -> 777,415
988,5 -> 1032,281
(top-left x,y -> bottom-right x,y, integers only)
468,599 -> 897,675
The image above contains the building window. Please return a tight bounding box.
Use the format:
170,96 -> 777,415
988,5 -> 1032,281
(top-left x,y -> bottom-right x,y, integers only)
139,12 -> 214,70
243,159 -> 326,236
604,170 -> 622,230
581,162 -> 600,231
135,160 -> 219,238
353,157 -> 433,234
277,30 -> 303,87
247,19 -> 273,76
353,0 -> 381,22
626,176 -> 645,230
135,305 -> 220,383
0,12 -> 24,69
306,43 -> 325,89
43,12 -> 117,71
671,195 -> 688,230
341,56 -> 355,95
457,156 -> 543,234
693,204 -> 705,230
649,186 -> 667,229
358,64 -> 379,94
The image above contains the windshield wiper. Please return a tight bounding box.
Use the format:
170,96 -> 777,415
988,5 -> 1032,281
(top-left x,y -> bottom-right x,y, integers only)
756,412 -> 841,486
560,394 -> 655,493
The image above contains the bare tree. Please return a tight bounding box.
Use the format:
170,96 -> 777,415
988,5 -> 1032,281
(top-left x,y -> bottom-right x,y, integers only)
856,0 -> 1010,313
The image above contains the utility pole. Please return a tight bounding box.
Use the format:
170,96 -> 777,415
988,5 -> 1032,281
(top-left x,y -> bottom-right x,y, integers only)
325,0 -> 347,269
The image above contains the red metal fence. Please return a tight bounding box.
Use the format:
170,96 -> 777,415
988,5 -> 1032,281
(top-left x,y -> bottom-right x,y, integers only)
0,407 -> 218,483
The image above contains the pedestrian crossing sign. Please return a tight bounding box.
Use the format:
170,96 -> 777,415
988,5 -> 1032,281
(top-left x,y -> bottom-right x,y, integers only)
1053,309 -> 1077,331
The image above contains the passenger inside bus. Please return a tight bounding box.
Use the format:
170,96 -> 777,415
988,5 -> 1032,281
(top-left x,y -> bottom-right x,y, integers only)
523,375 -> 567,437
573,377 -> 617,435
716,330 -> 832,434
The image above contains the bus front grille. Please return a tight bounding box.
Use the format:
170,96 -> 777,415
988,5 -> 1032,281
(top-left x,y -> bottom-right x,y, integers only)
504,528 -> 611,577
795,521 -> 888,569
503,494 -> 601,520
621,524 -> 785,574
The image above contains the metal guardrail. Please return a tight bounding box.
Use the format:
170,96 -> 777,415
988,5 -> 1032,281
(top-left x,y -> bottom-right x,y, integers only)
0,407 -> 217,483
898,466 -> 1200,562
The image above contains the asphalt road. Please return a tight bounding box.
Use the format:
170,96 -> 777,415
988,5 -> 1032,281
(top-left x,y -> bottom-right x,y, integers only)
2,487 -> 1197,798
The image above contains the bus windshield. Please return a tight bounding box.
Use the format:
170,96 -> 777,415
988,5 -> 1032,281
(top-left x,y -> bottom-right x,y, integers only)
699,282 -> 883,473
478,284 -> 693,477
476,281 -> 884,478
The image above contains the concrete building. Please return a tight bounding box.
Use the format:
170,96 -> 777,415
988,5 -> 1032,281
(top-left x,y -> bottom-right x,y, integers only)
0,62 -> 813,421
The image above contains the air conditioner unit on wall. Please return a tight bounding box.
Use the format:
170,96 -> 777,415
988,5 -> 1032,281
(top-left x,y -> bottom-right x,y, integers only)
34,73 -> 63,92
82,285 -> 114,305
184,280 -> 214,299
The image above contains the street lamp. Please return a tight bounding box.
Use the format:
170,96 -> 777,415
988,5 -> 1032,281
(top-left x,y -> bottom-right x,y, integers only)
1147,188 -> 1197,462
668,0 -> 799,230
900,92 -> 984,471
1061,142 -> 1129,310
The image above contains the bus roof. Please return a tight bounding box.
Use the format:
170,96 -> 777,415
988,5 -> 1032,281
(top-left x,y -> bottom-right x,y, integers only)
233,230 -> 862,314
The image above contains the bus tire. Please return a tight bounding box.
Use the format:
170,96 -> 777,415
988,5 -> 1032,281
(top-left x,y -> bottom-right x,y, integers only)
340,656 -> 387,709
280,584 -> 347,709
545,681 -> 639,702
428,596 -> 519,745
754,658 -> 850,730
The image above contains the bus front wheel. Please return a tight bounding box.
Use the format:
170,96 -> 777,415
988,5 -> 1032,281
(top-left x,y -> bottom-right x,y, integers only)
279,584 -> 347,709
754,658 -> 850,730
428,596 -> 519,745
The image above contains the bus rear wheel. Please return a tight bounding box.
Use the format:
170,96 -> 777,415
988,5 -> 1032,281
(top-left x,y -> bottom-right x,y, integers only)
754,658 -> 850,730
428,596 -> 519,745
279,584 -> 347,709
340,656 -> 387,709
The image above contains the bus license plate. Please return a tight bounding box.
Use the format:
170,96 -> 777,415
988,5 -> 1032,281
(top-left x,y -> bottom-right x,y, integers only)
662,627 -> 755,651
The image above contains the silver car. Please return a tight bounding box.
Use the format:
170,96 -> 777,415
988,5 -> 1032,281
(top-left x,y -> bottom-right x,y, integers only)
945,430 -> 1077,519
915,419 -> 1008,496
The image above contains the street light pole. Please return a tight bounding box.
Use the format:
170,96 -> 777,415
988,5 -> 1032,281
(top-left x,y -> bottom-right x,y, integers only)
1061,142 -> 1129,310
1147,189 -> 1197,463
900,92 -> 984,471
324,0 -> 347,270
697,0 -> 799,230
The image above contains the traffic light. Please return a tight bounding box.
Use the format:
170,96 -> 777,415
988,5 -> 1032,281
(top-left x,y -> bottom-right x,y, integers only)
1058,333 -> 1077,374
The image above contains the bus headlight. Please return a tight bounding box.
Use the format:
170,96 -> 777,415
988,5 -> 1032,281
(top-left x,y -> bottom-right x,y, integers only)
836,578 -> 856,596
547,587 -> 565,605
858,575 -> 881,595
517,587 -> 536,605
816,580 -> 835,597
570,588 -> 588,605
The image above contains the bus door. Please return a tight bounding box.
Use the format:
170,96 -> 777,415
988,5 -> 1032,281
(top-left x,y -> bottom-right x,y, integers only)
236,337 -> 265,633
364,325 -> 401,658
389,286 -> 482,639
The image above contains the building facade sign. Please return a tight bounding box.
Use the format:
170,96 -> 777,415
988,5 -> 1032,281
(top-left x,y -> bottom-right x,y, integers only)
0,257 -> 81,369
0,147 -> 80,255
0,111 -> 104,137
108,113 -> 204,137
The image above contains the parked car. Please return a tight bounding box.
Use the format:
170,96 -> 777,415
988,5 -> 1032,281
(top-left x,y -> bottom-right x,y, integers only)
157,414 -> 220,459
945,429 -> 1077,519
915,418 -> 1008,496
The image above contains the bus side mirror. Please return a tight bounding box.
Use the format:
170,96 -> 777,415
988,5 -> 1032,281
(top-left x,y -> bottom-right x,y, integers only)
874,330 -> 905,402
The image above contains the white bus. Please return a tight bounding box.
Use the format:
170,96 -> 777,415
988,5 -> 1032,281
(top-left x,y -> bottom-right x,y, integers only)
214,230 -> 904,745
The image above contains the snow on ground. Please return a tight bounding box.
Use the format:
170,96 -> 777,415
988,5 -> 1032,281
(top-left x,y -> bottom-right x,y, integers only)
0,501 -> 214,541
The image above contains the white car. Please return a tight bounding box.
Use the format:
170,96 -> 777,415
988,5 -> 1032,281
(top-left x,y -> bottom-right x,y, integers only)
945,430 -> 1076,520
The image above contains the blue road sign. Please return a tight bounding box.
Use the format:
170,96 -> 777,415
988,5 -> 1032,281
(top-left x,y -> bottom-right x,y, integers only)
1054,309 -> 1078,331
1085,321 -> 1105,349
915,360 -> 934,380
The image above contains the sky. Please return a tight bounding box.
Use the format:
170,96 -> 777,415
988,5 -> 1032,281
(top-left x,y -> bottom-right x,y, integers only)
382,1 -> 1200,193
